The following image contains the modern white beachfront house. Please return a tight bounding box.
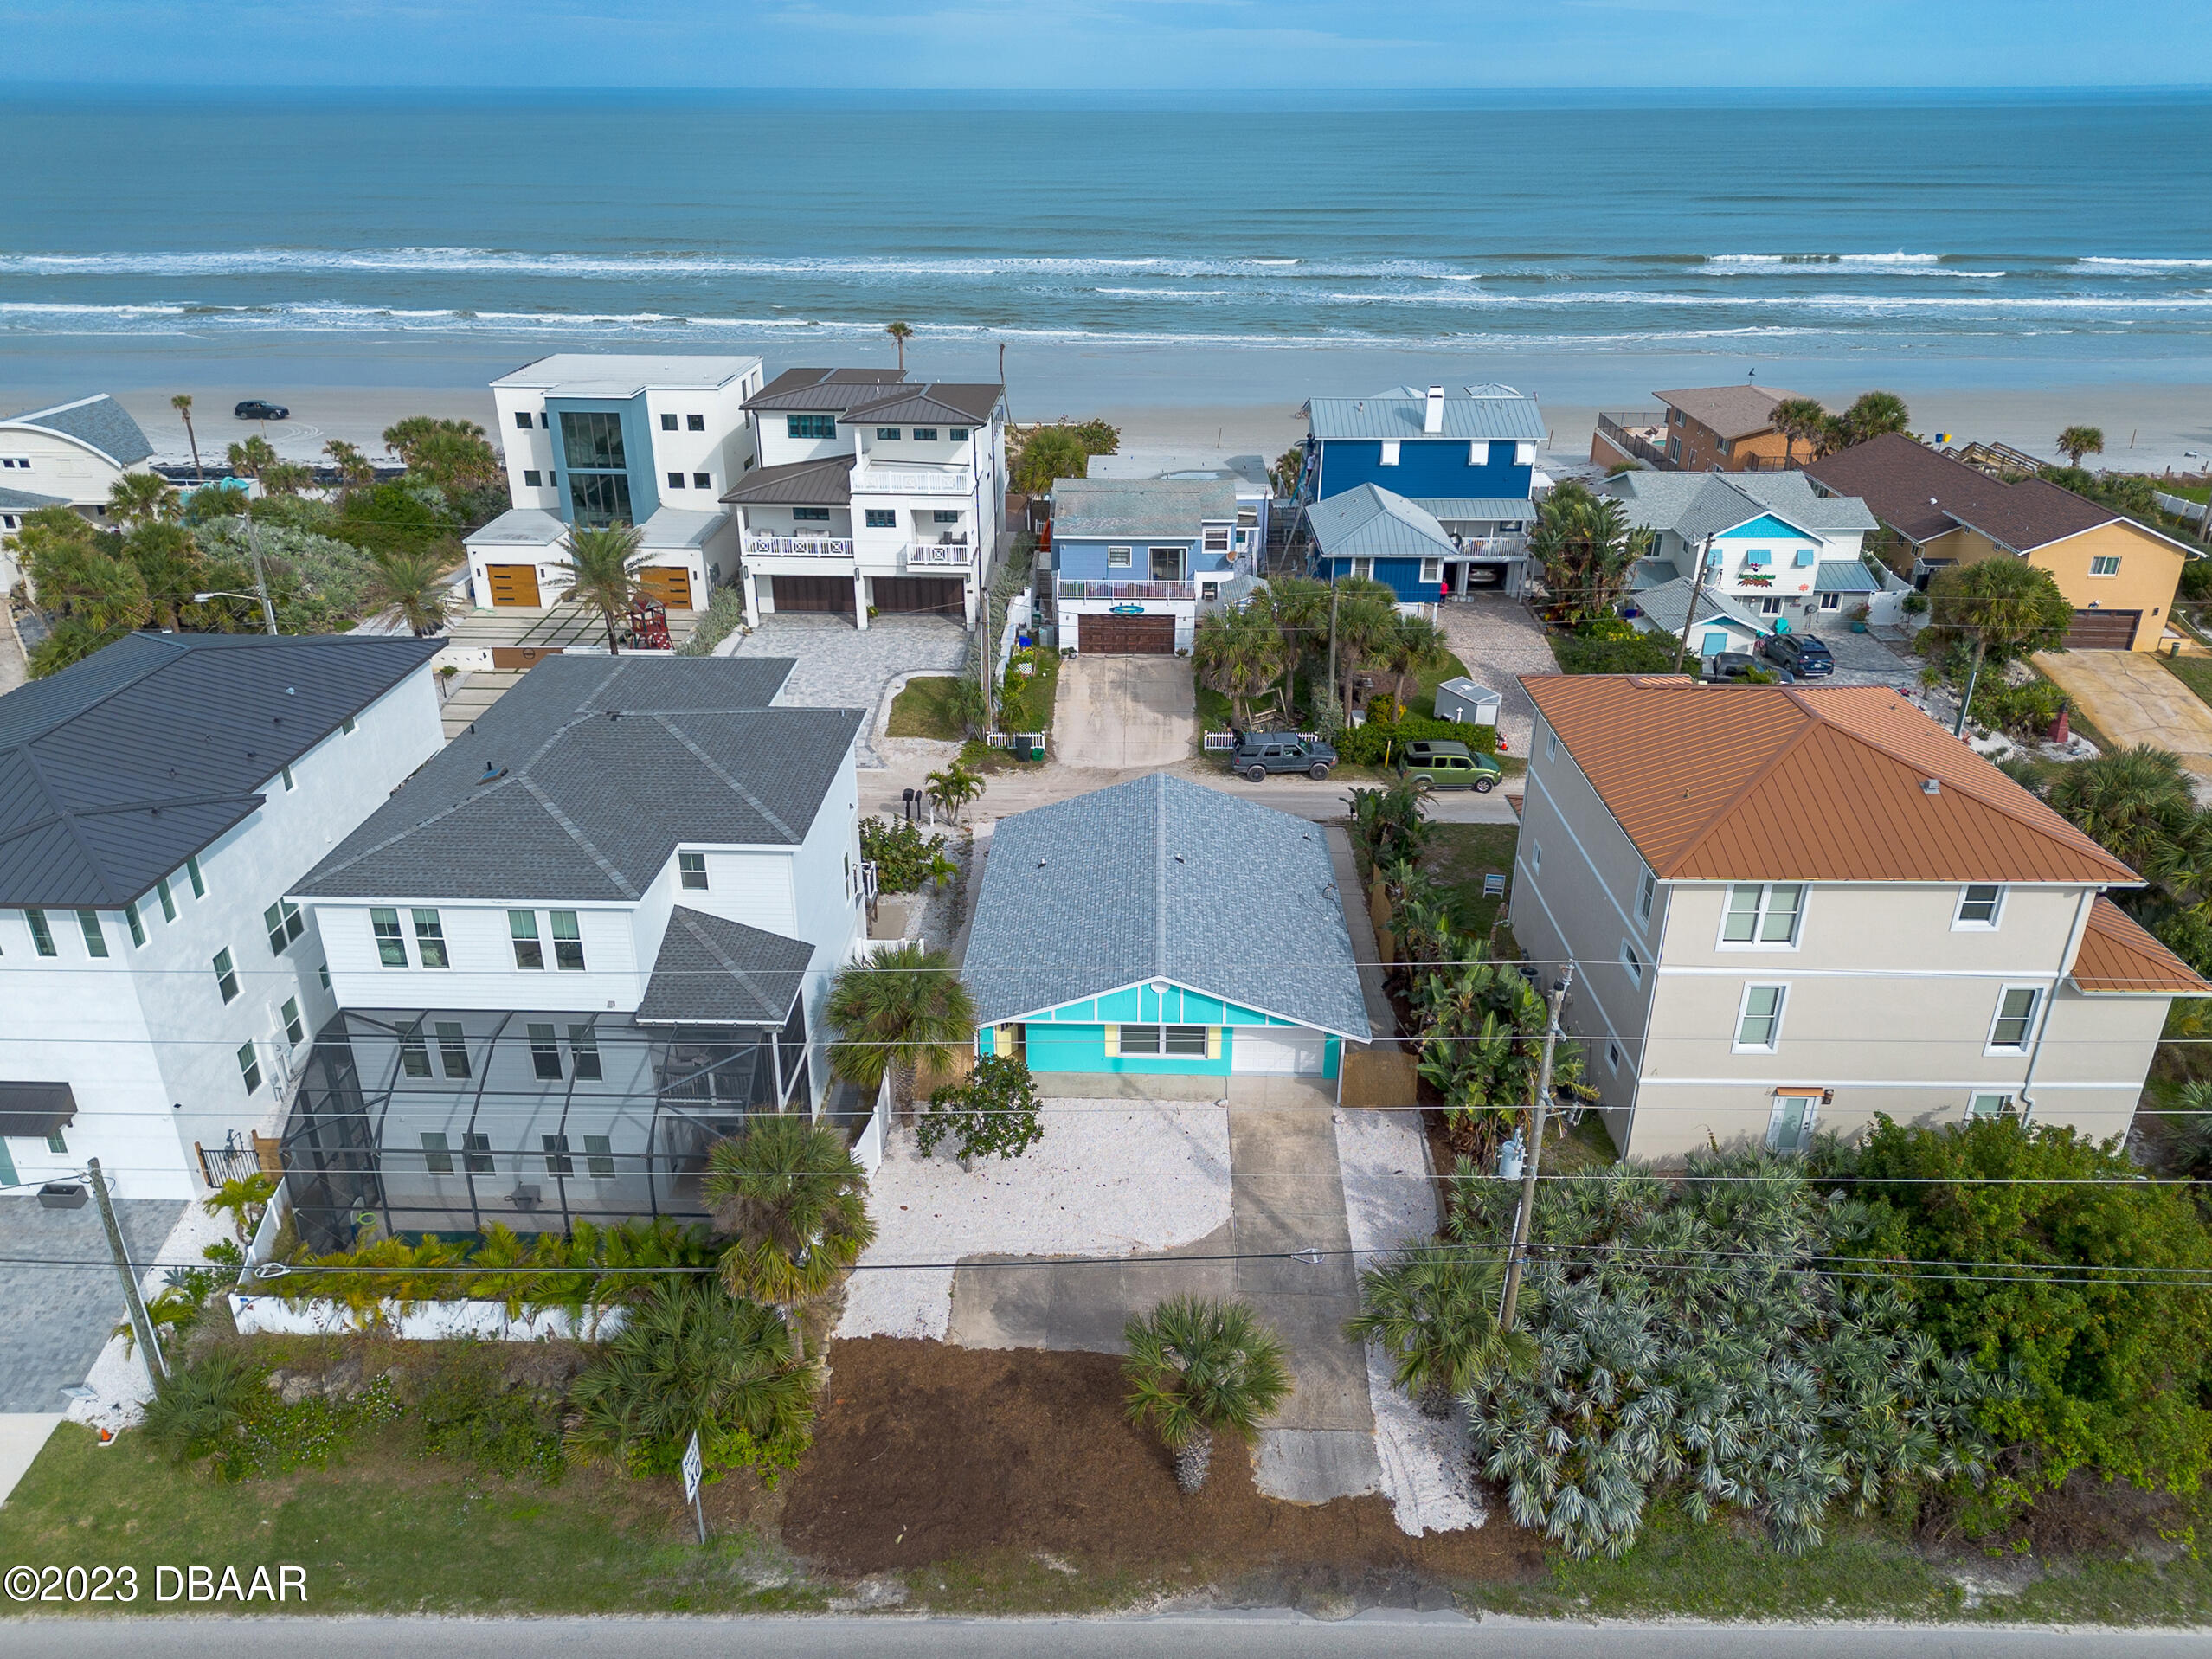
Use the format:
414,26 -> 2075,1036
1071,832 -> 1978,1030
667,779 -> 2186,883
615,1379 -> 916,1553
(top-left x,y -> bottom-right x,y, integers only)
0,393 -> 159,590
461,353 -> 767,614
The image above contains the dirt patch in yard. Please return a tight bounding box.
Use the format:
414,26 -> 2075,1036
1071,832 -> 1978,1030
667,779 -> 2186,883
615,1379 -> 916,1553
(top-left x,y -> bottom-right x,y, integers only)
781,1338 -> 1543,1584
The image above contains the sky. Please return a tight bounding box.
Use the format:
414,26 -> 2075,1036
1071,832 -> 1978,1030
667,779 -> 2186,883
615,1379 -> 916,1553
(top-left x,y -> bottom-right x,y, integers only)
6,0 -> 2210,89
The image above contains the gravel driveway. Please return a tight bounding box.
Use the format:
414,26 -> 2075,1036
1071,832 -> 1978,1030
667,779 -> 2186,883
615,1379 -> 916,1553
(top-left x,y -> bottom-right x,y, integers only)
1435,596 -> 1556,756
723,613 -> 969,766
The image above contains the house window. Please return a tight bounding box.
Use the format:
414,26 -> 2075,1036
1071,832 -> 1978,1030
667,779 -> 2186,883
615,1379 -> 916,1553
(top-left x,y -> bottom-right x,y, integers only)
679,852 -> 708,890
281,996 -> 304,1046
2091,556 -> 2121,576
1760,597 -> 1783,615
1164,1025 -> 1209,1056
865,509 -> 897,529
1150,547 -> 1183,582
1204,529 -> 1231,552
515,411 -> 535,430
551,910 -> 585,970
1720,883 -> 1804,947
529,1023 -> 563,1081
791,506 -> 831,522
687,414 -> 705,432
46,1127 -> 66,1154
1955,884 -> 2004,929
1531,841 -> 1543,874
1421,558 -> 1443,585
543,1135 -> 574,1176
876,428 -> 901,440
25,909 -> 55,956
372,908 -> 408,967
264,899 -> 304,955
1351,557 -> 1373,582
1966,1092 -> 2015,1120
318,961 -> 330,991
186,854 -> 205,897
125,901 -> 145,948
421,1131 -> 453,1174
1768,1091 -> 1817,1154
399,1025 -> 432,1077
569,1025 -> 602,1079
933,510 -> 961,524
435,1020 -> 471,1078
77,910 -> 107,958
237,1040 -> 261,1096
667,471 -> 685,489
1546,730 -> 1559,761
157,878 -> 176,922
584,1135 -> 615,1178
1818,591 -> 1841,611
1606,1041 -> 1623,1071
1637,870 -> 1656,923
1118,1024 -> 1161,1055
1619,939 -> 1644,984
1379,440 -> 1400,466
786,415 -> 837,440
913,428 -> 938,441
341,715 -> 357,735
693,473 -> 711,489
523,469 -> 542,487
568,470 -> 633,528
412,909 -> 449,968
1107,545 -> 1133,568
1989,987 -> 2042,1053
660,412 -> 678,431
465,1131 -> 494,1174
213,947 -> 239,1003
1735,985 -> 1786,1051
509,910 -> 543,968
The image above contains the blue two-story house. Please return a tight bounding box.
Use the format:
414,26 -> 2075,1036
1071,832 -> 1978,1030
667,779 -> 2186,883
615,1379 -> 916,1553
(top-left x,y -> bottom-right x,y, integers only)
1048,477 -> 1247,653
1299,383 -> 1545,602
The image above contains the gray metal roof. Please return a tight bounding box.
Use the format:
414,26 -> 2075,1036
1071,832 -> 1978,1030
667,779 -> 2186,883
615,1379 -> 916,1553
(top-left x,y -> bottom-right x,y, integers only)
1305,485 -> 1459,561
963,773 -> 1370,1039
1630,578 -> 1772,639
1051,477 -> 1237,539
293,656 -> 864,903
746,367 -> 910,412
1305,386 -> 1545,443
0,633 -> 441,909
635,907 -> 812,1026
842,385 -> 1003,426
0,485 -> 68,512
0,395 -> 154,467
1601,470 -> 1876,543
1411,498 -> 1537,522
720,457 -> 853,507
1812,560 -> 1882,594
464,507 -> 568,549
1629,557 -> 1682,591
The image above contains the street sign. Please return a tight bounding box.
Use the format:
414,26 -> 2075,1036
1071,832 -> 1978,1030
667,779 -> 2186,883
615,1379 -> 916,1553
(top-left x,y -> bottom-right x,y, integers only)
681,1430 -> 703,1504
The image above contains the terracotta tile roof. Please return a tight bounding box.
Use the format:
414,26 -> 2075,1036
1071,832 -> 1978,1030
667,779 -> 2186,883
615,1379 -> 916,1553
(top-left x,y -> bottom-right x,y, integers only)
1653,383 -> 1795,441
1804,433 -> 2117,550
1520,676 -> 2141,885
2069,897 -> 2211,995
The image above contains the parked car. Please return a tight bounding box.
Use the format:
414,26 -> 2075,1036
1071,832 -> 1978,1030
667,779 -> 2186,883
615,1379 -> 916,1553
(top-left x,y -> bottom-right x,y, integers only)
1229,730 -> 1336,781
1701,653 -> 1793,684
1397,738 -> 1501,793
1761,632 -> 1835,677
234,400 -> 289,421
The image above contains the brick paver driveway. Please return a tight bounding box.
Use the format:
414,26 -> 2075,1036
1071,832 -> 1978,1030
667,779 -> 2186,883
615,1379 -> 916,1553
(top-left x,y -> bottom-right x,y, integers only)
724,613 -> 970,766
1435,595 -> 1557,756
2035,648 -> 2212,785
0,1196 -> 181,1411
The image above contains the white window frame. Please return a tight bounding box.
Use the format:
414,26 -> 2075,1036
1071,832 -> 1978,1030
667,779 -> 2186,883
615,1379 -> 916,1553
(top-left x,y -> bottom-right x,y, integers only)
1953,883 -> 2005,930
1733,983 -> 1788,1052
1818,590 -> 1841,611
1514,440 -> 1535,466
1420,557 -> 1443,585
1379,440 -> 1400,466
1766,1090 -> 1818,1153
1618,938 -> 1644,986
1637,869 -> 1656,923
1546,728 -> 1559,761
1530,840 -> 1543,875
1760,596 -> 1783,615
1606,1040 -> 1624,1072
1717,882 -> 1804,949
2089,555 -> 2121,576
1986,985 -> 2042,1055
1107,545 -> 1133,569
1965,1091 -> 2016,1120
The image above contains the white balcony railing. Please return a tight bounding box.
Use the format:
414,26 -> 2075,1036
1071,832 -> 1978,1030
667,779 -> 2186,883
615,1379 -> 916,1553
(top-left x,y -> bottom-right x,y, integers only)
852,463 -> 974,498
746,537 -> 855,560
904,540 -> 976,570
1058,579 -> 1195,602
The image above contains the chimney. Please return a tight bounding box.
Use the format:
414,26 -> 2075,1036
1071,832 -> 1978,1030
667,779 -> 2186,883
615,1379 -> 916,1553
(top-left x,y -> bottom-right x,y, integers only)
1424,385 -> 1444,435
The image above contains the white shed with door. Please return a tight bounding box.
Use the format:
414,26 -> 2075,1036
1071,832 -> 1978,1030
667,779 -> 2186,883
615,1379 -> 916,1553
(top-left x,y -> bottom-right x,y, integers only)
1432,678 -> 1501,728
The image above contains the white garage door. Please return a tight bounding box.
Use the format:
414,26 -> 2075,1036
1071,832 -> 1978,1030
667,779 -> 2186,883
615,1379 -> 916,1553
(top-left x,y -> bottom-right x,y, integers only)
1231,1027 -> 1327,1075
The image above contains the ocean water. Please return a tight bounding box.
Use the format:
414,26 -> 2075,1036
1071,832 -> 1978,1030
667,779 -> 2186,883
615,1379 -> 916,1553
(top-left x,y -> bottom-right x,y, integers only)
2,89 -> 2209,399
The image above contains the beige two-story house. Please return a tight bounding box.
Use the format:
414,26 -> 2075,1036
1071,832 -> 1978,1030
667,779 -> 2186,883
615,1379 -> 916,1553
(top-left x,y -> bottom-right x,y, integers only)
1510,675 -> 2207,1161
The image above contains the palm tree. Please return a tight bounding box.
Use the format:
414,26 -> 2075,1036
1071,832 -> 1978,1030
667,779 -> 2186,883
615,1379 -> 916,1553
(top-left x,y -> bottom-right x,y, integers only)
1834,390 -> 1911,449
363,547 -> 457,636
823,942 -> 976,1107
557,522 -> 645,653
2057,425 -> 2106,469
324,439 -> 375,496
1265,575 -> 1331,714
923,759 -> 985,824
1527,481 -> 1649,626
171,393 -> 203,483
1193,596 -> 1286,727
1375,611 -> 1450,716
702,1115 -> 876,1308
1347,1243 -> 1534,1418
885,320 -> 915,372
106,470 -> 178,528
226,434 -> 276,485
1334,588 -> 1400,717
2047,745 -> 2199,876
1123,1296 -> 1290,1494
1769,396 -> 1829,470
259,460 -> 314,497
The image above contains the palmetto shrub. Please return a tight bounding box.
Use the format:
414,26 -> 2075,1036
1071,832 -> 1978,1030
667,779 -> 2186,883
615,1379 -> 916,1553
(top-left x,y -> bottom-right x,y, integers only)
1445,1151 -> 2009,1559
1123,1296 -> 1291,1494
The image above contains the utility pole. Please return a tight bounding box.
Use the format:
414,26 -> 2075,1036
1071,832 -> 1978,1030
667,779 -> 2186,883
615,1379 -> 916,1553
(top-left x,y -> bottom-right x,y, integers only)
1326,580 -> 1341,717
89,1157 -> 168,1385
1669,535 -> 1715,676
1499,964 -> 1572,1334
1952,636 -> 1987,738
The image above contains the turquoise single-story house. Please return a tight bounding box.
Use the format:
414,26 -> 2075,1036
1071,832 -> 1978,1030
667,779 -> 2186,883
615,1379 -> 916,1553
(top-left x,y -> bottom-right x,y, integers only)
961,774 -> 1371,1083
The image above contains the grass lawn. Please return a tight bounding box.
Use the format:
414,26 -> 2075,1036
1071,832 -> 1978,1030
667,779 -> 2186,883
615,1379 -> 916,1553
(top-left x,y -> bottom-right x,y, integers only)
1403,651 -> 1471,719
884,675 -> 968,740
0,1423 -> 823,1616
1423,821 -> 1521,939
2162,650 -> 2212,712
2164,481 -> 2209,505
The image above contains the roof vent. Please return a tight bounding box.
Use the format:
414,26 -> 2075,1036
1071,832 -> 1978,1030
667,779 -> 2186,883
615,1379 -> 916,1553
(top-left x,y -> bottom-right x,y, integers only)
1922,777 -> 1941,795
1424,385 -> 1445,434
479,762 -> 508,785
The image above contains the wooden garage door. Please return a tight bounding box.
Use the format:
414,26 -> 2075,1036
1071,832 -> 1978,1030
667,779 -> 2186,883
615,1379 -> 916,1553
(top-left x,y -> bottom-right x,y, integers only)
485,563 -> 540,607
638,565 -> 694,610
772,574 -> 854,614
873,576 -> 965,615
2064,608 -> 2140,649
1078,612 -> 1175,653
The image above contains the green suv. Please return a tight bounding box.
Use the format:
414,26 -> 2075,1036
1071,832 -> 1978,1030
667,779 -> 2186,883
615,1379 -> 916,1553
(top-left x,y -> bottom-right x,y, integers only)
1397,738 -> 1501,793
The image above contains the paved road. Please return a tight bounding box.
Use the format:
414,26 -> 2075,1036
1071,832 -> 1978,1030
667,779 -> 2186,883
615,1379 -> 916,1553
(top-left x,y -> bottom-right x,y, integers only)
861,761 -> 1518,829
7,1616 -> 2203,1657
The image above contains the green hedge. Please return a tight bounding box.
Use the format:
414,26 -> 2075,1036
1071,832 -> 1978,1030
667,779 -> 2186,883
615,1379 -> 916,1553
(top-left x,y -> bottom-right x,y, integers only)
1336,712 -> 1498,765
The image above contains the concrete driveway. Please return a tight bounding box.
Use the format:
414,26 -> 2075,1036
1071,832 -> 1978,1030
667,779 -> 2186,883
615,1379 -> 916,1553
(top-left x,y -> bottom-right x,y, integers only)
1434,595 -> 1556,756
2035,648 -> 2212,784
1055,655 -> 1195,771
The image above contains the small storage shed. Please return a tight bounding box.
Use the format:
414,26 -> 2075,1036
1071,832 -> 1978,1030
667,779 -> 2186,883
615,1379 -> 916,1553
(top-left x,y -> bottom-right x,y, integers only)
1433,678 -> 1502,728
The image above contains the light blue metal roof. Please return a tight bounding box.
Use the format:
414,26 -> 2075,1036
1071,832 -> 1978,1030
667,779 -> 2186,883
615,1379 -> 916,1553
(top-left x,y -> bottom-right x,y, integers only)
1305,386 -> 1546,443
1305,485 -> 1459,562
0,395 -> 154,467
962,773 -> 1370,1039
1411,498 -> 1537,522
1812,560 -> 1882,594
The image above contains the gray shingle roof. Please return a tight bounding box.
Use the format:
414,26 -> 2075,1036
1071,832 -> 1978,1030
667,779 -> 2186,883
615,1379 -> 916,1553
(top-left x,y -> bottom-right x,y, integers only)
1601,469 -> 1875,543
963,774 -> 1370,1039
0,485 -> 68,512
1653,384 -> 1795,440
1305,386 -> 1545,443
720,457 -> 853,506
1306,485 -> 1459,561
1051,478 -> 1237,539
635,907 -> 812,1026
1630,578 -> 1772,639
0,633 -> 440,908
1,395 -> 154,467
294,656 -> 863,903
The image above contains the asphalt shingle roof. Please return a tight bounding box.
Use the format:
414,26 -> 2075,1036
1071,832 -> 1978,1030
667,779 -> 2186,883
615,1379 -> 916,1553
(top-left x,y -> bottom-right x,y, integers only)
1305,485 -> 1459,561
1051,478 -> 1238,538
1602,470 -> 1876,543
1653,384 -> 1796,441
963,773 -> 1370,1039
1630,579 -> 1772,639
1305,386 -> 1545,443
1805,434 -> 2125,551
0,485 -> 68,512
294,656 -> 862,903
1,395 -> 154,467
635,907 -> 813,1026
0,633 -> 440,908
